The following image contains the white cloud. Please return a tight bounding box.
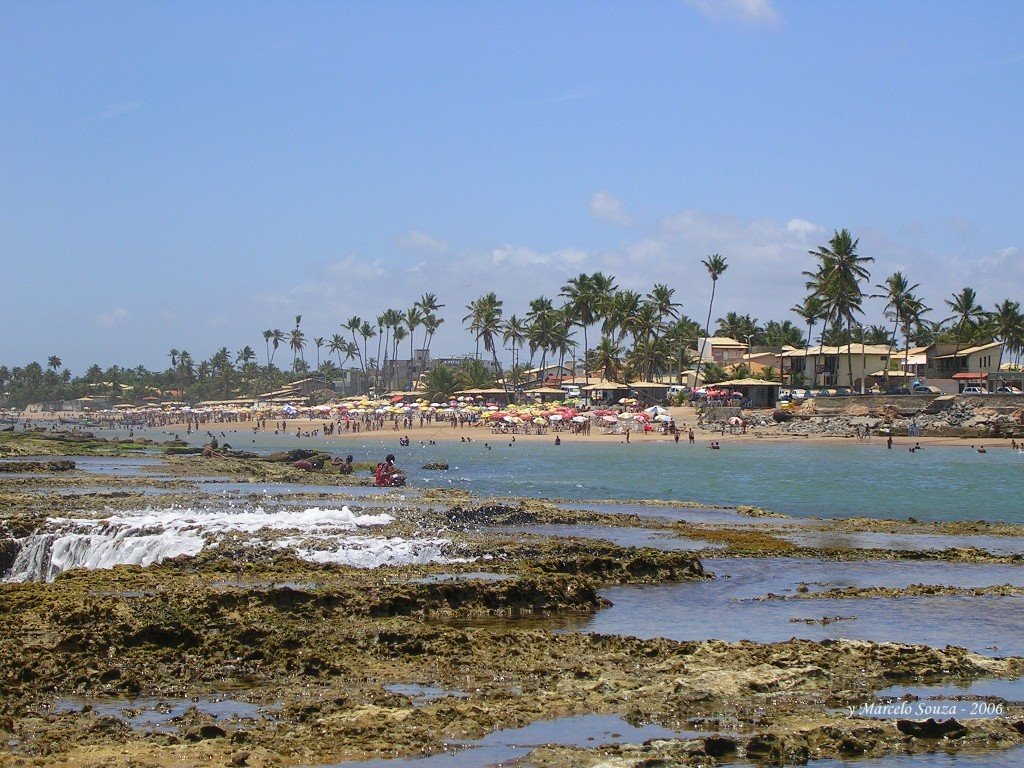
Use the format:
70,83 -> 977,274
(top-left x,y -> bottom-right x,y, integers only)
95,308 -> 129,329
396,230 -> 449,254
786,218 -> 823,238
325,254 -> 387,282
491,245 -> 589,267
589,191 -> 633,227
685,0 -> 778,24
86,100 -> 143,121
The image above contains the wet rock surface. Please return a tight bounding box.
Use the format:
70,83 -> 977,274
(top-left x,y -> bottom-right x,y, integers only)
2,432 -> 1024,767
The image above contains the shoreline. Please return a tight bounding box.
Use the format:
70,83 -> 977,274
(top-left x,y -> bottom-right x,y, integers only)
16,407 -> 1023,451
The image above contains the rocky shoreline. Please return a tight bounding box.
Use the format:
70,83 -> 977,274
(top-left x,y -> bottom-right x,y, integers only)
3,432 -> 1024,767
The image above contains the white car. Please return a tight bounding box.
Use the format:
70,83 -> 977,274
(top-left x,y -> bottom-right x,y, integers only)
961,386 -> 988,395
994,386 -> 1023,395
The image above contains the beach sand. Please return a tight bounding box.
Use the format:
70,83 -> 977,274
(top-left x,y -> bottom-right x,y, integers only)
30,405 -> 1019,451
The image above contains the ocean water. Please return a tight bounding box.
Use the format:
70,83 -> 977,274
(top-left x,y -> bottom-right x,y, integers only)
111,427 -> 1024,522
405,441 -> 1023,522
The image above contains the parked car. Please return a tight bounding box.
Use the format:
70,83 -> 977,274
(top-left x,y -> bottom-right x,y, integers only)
887,386 -> 910,395
789,388 -> 809,400
912,385 -> 942,394
833,387 -> 853,396
961,386 -> 988,395
994,386 -> 1023,395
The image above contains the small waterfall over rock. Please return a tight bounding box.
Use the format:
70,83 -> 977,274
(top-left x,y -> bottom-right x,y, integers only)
2,504 -> 464,582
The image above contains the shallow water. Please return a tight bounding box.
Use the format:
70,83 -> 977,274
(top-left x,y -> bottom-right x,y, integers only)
327,713 -> 705,768
806,748 -> 1024,768
52,695 -> 278,731
585,559 -> 1024,655
383,683 -> 468,705
48,428 -> 1024,522
411,572 -> 517,584
875,677 -> 1024,702
490,523 -> 723,551
782,530 -> 1024,555
553,501 -> 787,526
200,481 -> 404,497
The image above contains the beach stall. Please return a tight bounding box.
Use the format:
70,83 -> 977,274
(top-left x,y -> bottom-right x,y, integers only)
625,380 -> 672,406
524,386 -> 568,403
712,378 -> 781,408
581,381 -> 630,406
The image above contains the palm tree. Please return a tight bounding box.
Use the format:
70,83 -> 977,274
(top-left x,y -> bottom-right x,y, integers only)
873,272 -> 919,392
420,363 -> 461,402
944,287 -> 986,370
422,314 -> 445,360
591,336 -> 623,382
269,329 -> 285,366
502,315 -> 528,384
404,307 -> 424,388
603,290 -> 641,342
236,346 -> 256,366
168,348 -> 180,371
343,316 -> 365,379
289,327 -> 306,372
646,283 -> 680,374
562,272 -> 618,385
694,253 -> 728,388
328,334 -> 346,366
987,299 -> 1024,373
312,336 -> 325,385
464,292 -> 506,397
527,308 -> 558,374
378,309 -> 403,391
359,320 -> 375,392
807,230 -> 873,389
415,293 -> 445,352
47,356 -> 62,372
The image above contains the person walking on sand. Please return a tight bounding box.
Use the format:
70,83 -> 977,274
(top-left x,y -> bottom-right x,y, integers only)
688,428 -> 694,445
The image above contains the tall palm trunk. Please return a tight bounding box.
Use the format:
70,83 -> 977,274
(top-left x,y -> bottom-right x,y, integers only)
694,282 -> 717,388
846,315 -> 856,391
883,314 -> 900,393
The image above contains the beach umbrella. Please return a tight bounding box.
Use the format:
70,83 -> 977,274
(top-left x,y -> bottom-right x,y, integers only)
570,415 -> 588,423
533,417 -> 546,424
601,415 -> 618,424
644,405 -> 668,416
430,402 -> 442,407
655,414 -> 672,422
549,414 -> 563,421
728,416 -> 744,427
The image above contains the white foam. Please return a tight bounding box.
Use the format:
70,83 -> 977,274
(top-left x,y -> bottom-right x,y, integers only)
3,504 -> 463,582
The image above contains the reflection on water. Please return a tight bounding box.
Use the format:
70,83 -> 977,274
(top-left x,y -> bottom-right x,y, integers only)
875,677 -> 1024,702
807,747 -> 1024,768
327,713 -> 706,768
585,558 -> 1024,655
782,529 -> 1024,555
52,695 -> 279,731
383,683 -> 468,706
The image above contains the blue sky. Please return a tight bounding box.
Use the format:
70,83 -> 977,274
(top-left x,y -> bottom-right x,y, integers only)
2,0 -> 1022,371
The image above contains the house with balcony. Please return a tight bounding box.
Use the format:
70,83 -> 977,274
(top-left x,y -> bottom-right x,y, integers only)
691,337 -> 749,366
780,344 -> 892,390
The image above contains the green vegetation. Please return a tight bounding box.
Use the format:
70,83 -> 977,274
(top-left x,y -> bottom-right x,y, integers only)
4,231 -> 1024,407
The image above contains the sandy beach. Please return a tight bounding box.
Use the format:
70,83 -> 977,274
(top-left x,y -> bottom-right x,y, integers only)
26,405 -> 1020,451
